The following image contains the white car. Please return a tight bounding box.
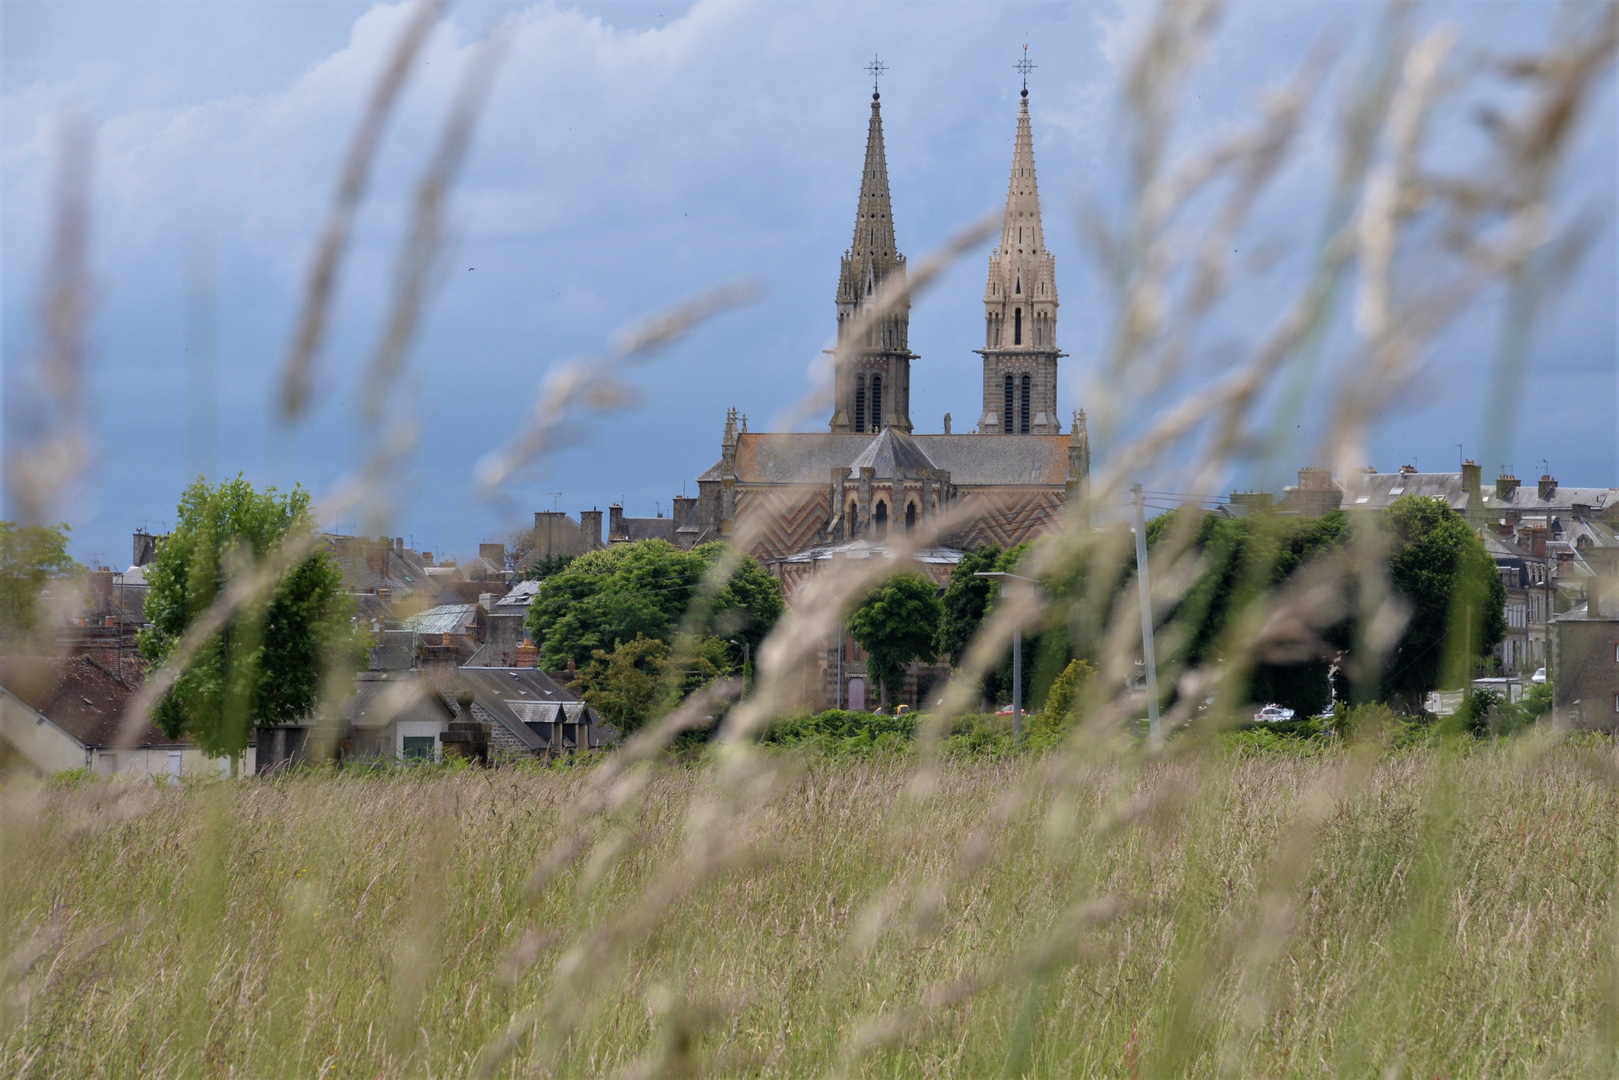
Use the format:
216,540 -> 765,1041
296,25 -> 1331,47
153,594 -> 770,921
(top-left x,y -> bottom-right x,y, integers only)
1531,667 -> 1547,685
1254,704 -> 1295,723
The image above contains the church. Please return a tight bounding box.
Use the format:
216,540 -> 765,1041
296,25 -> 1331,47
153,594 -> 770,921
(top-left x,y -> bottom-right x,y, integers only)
685,77 -> 1091,582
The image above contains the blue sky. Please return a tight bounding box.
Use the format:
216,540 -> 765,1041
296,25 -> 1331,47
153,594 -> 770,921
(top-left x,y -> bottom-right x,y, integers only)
3,0 -> 1614,566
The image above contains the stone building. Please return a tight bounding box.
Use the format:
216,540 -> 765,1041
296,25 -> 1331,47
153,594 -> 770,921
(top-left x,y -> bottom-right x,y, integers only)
691,82 -> 1090,569
1552,547 -> 1619,731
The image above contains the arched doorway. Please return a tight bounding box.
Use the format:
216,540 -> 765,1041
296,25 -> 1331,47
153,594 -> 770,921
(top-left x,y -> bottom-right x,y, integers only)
874,501 -> 888,538
905,502 -> 917,531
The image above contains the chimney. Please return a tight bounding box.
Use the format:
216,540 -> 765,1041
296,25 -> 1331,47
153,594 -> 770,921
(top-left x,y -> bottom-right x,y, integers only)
132,530 -> 159,567
479,542 -> 505,567
1496,473 -> 1519,500
671,495 -> 697,526
89,569 -> 114,612
1298,467 -> 1332,491
478,592 -> 496,613
421,551 -> 434,566
515,639 -> 539,667
1461,460 -> 1482,519
609,503 -> 625,541
394,536 -> 404,554
579,509 -> 603,549
1527,524 -> 1547,559
1586,547 -> 1619,618
1539,474 -> 1557,500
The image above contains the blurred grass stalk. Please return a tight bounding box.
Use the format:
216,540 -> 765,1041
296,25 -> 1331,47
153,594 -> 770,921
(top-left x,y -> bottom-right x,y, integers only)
4,1 -> 1618,1077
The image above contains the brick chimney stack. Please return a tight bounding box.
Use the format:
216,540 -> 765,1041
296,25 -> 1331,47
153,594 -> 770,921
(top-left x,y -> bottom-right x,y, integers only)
1539,474 -> 1558,500
1496,473 -> 1519,500
608,504 -> 625,542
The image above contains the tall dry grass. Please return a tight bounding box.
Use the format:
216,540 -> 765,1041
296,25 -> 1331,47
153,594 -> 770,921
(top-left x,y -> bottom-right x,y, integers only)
1,743 -> 1617,1077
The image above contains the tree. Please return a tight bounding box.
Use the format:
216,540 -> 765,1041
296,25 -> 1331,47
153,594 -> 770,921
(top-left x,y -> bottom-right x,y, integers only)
138,477 -> 357,762
936,544 -> 1002,662
1381,495 -> 1506,704
522,553 -> 576,582
0,521 -> 81,645
527,540 -> 783,671
1028,658 -> 1096,746
847,572 -> 942,706
571,633 -> 735,734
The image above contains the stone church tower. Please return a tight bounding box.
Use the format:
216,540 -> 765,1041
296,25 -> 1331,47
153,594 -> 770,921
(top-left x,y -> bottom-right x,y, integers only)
830,90 -> 914,435
977,86 -> 1061,435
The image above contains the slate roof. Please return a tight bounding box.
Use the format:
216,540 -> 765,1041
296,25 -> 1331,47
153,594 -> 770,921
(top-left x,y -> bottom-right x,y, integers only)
495,579 -> 541,608
615,517 -> 679,542
0,656 -> 179,749
1336,472 -> 1470,511
341,670 -> 454,730
700,432 -> 1069,487
848,428 -> 940,475
401,604 -> 478,635
451,666 -> 600,752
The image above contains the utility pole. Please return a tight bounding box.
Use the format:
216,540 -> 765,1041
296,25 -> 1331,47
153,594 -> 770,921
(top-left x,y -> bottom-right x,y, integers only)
1132,484 -> 1162,747
974,570 -> 1042,745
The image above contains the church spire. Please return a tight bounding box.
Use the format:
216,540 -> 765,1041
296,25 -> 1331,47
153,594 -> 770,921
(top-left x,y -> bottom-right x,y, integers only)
976,55 -> 1060,436
831,65 -> 913,436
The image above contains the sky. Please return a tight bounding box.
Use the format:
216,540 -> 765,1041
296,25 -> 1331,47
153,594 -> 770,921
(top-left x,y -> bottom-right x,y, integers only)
3,0 -> 1614,567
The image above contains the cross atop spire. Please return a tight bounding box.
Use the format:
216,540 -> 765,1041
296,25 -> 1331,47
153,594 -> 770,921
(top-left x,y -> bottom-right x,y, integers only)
866,54 -> 887,99
1016,45 -> 1035,97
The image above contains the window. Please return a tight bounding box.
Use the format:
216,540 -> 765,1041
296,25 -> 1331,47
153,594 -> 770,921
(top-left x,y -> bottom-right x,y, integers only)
402,736 -> 436,761
874,501 -> 888,538
870,376 -> 883,432
1014,307 -> 1022,345
167,751 -> 182,780
1613,642 -> 1619,662
1020,374 -> 1032,434
1003,374 -> 1014,434
1613,692 -> 1619,714
905,502 -> 917,531
855,376 -> 866,433
847,501 -> 858,539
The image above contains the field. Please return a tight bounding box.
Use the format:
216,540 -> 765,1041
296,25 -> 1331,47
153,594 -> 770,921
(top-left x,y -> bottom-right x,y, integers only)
4,739 -> 1618,1078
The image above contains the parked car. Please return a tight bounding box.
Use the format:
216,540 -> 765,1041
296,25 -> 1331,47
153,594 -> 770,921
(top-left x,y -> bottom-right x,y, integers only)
1530,667 -> 1547,685
1253,704 -> 1294,723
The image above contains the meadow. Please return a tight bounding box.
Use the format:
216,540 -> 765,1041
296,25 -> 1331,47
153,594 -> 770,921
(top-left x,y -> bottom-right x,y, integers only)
4,738 -> 1617,1078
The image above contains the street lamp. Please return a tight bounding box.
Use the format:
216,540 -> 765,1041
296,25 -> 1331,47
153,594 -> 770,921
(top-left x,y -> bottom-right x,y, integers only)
974,570 -> 1041,745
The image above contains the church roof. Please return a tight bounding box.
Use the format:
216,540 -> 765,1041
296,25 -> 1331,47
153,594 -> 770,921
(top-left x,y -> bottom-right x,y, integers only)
700,432 -> 1070,487
848,427 -> 939,475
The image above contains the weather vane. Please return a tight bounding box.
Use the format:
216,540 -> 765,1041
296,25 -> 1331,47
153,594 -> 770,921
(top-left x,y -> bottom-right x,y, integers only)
866,54 -> 888,97
1016,45 -> 1036,95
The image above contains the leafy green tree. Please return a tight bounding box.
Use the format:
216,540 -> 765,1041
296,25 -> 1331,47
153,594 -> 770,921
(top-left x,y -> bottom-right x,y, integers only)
1381,495 -> 1506,704
571,633 -> 735,734
138,477 -> 356,762
847,572 -> 942,706
527,540 -> 782,670
1032,658 -> 1096,736
0,521 -> 81,645
936,544 -> 1002,661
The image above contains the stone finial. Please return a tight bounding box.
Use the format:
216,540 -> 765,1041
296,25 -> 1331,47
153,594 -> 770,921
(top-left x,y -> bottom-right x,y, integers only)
943,412 -> 952,435
723,407 -> 738,447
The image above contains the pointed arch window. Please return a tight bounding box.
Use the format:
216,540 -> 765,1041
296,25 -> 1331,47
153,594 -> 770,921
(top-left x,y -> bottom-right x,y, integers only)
1020,374 -> 1032,434
870,376 -> 883,432
874,500 -> 888,539
905,502 -> 917,531
855,376 -> 867,433
847,500 -> 859,539
1003,374 -> 1014,434
1014,307 -> 1022,345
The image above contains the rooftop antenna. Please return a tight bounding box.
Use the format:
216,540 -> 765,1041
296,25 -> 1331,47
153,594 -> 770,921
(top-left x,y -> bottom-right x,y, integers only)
1016,44 -> 1036,97
548,492 -> 563,512
866,54 -> 887,98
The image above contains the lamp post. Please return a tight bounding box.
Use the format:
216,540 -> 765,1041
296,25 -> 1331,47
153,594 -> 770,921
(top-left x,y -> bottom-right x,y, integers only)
1131,484 -> 1162,748
974,570 -> 1041,745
